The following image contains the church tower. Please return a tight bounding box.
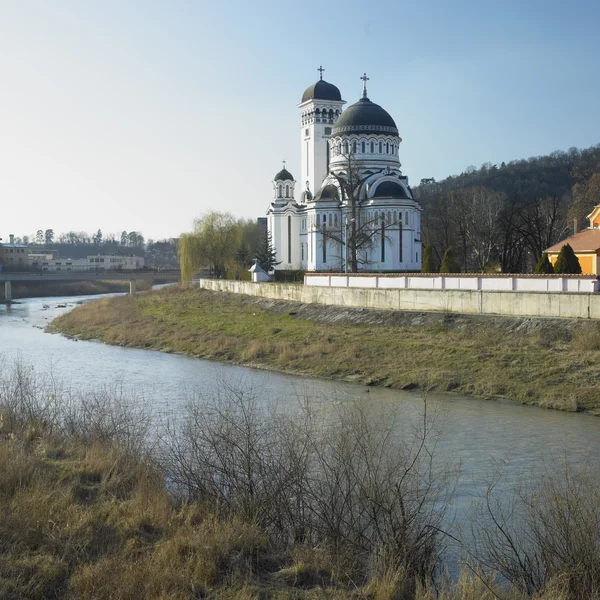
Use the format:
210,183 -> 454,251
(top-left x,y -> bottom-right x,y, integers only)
298,67 -> 345,201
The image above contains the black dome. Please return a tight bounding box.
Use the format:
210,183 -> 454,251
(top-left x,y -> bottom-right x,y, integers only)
332,97 -> 398,136
301,80 -> 342,103
372,180 -> 410,199
274,168 -> 294,181
314,184 -> 339,202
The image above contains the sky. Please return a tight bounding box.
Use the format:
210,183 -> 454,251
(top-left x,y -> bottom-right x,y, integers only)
1,0 -> 599,241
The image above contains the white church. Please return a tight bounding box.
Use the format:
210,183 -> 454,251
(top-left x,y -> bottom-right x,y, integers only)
267,68 -> 422,273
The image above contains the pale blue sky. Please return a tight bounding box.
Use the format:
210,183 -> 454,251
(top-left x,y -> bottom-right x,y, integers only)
1,0 -> 599,240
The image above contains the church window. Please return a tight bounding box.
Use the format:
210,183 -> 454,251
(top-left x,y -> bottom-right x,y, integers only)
337,142 -> 341,155
361,141 -> 365,153
334,214 -> 338,226
343,141 -> 348,154
328,213 -> 332,226
370,141 -> 374,153
387,211 -> 391,224
399,224 -> 403,262
322,224 -> 327,262
393,211 -> 397,223
305,128 -> 309,137
278,185 -> 282,197
386,143 -> 389,153
379,142 -> 382,153
324,127 -> 331,135
352,140 -> 356,153
381,222 -> 385,262
405,212 -> 409,225
317,214 -> 320,226
301,244 -> 304,260
288,216 -> 292,263
285,185 -> 289,198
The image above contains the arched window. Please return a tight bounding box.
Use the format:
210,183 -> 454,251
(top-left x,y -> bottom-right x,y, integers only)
379,141 -> 383,153
352,140 -> 357,153
329,109 -> 333,120
387,211 -> 391,224
278,185 -> 282,197
328,213 -> 332,226
405,212 -> 409,225
317,214 -> 320,226
370,141 -> 374,153
337,142 -> 341,155
361,141 -> 365,153
285,185 -> 289,198
386,142 -> 389,153
343,141 -> 349,154
334,214 -> 338,226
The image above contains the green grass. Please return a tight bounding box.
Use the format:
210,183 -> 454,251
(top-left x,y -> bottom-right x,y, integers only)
49,285 -> 600,412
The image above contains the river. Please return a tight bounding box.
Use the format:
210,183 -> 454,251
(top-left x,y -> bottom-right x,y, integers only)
2,292 -> 600,555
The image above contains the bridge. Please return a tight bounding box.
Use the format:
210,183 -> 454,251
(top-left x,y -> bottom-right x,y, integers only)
0,269 -> 181,302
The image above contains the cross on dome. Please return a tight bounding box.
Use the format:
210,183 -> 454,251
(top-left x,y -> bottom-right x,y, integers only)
317,65 -> 325,80
360,72 -> 369,98
282,159 -> 286,168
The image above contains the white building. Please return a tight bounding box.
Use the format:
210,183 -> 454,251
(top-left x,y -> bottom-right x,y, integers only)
33,254 -> 144,273
268,70 -> 422,272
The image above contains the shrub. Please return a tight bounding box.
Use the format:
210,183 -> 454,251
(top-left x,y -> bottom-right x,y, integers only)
534,253 -> 555,274
421,244 -> 437,273
439,247 -> 457,273
553,243 -> 582,274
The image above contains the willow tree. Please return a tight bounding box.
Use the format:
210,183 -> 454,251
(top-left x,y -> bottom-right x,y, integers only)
179,211 -> 242,282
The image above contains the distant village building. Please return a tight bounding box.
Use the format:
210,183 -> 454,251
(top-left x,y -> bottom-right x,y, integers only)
267,68 -> 422,272
31,253 -> 144,273
0,234 -> 31,270
545,206 -> 600,275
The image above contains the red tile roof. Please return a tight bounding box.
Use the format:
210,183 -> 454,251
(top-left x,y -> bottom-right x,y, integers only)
545,228 -> 600,253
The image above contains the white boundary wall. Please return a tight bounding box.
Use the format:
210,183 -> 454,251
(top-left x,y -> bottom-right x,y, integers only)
197,279 -> 600,320
305,274 -> 600,293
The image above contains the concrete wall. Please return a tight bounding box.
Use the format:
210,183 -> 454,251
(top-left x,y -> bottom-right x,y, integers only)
197,279 -> 600,319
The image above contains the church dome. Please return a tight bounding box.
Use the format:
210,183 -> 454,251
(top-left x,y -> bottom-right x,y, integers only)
332,97 -> 398,136
274,168 -> 294,181
301,80 -> 342,103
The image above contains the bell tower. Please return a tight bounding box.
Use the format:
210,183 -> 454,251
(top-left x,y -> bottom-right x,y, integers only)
298,66 -> 345,201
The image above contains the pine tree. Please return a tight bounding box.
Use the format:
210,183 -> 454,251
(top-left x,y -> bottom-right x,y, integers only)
439,247 -> 457,273
534,253 -> 554,274
554,243 -> 582,274
421,244 -> 437,273
254,230 -> 280,272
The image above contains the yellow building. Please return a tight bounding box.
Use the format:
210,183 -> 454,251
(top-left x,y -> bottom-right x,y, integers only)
545,206 -> 600,275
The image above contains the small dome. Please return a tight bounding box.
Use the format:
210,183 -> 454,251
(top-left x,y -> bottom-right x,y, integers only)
274,168 -> 294,181
372,180 -> 410,199
301,80 -> 342,103
314,184 -> 339,202
332,97 -> 398,136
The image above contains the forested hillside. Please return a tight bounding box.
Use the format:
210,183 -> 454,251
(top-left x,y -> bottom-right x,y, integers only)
414,143 -> 600,272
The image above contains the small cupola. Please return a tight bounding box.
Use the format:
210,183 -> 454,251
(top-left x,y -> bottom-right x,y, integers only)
273,160 -> 295,201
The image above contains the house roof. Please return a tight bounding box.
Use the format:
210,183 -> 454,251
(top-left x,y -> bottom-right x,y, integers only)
545,228 -> 600,253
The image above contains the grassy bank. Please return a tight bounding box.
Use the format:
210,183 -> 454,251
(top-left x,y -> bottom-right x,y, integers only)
7,279 -> 152,301
49,285 -> 600,412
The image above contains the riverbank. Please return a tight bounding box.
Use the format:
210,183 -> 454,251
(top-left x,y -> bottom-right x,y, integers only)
3,279 -> 152,301
48,285 -> 600,413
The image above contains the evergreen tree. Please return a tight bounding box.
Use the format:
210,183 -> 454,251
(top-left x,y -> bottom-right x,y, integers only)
534,253 -> 555,274
254,230 -> 280,272
439,247 -> 457,273
553,243 -> 582,274
421,244 -> 437,273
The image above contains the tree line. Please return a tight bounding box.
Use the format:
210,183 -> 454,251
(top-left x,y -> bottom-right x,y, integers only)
416,143 -> 600,273
13,229 -> 147,248
179,212 -> 276,281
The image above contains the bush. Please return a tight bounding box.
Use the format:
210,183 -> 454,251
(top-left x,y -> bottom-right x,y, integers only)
273,269 -> 306,282
534,253 -> 555,274
554,243 -> 582,274
421,245 -> 437,273
439,247 -> 457,273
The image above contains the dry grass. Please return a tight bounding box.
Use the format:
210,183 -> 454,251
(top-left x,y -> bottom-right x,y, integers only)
49,285 -> 600,413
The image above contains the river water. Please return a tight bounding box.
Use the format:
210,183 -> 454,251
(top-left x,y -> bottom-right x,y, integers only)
2,293 -> 600,554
